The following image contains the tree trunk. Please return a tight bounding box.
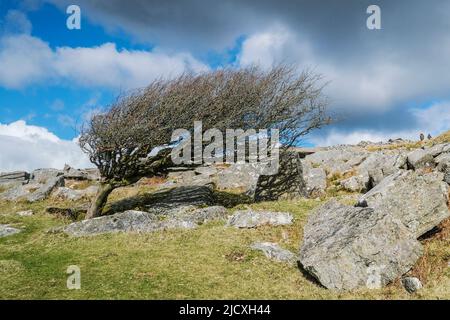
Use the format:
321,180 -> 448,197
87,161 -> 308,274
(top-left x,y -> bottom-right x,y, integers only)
86,183 -> 114,219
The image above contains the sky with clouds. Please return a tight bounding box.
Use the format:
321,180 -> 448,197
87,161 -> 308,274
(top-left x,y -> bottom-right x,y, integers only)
0,0 -> 449,171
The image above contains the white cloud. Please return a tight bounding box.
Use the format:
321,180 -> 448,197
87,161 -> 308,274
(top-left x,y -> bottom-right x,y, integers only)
0,120 -> 92,172
237,25 -> 450,112
0,34 -> 209,90
309,101 -> 450,146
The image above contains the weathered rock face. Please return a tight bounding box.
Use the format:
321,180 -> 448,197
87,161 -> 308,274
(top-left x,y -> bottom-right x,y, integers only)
0,171 -> 29,185
26,176 -> 65,203
216,163 -> 261,191
62,206 -> 228,237
0,171 -> 65,202
254,152 -> 307,201
166,163 -> 261,192
340,174 -> 368,193
435,153 -> 450,185
31,168 -> 63,183
357,170 -> 449,237
407,143 -> 450,170
299,200 -> 423,291
301,161 -> 327,196
250,242 -> 296,264
227,210 -> 293,228
0,224 -> 21,238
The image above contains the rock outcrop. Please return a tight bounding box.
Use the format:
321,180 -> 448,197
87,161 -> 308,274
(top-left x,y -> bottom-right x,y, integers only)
299,200 -> 423,291
357,170 -> 449,237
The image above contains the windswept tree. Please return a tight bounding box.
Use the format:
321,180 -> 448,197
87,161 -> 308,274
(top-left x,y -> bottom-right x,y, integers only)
79,65 -> 330,219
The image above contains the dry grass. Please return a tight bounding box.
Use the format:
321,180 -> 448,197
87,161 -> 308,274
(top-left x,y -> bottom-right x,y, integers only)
432,130 -> 450,144
137,176 -> 168,186
410,218 -> 450,287
65,180 -> 94,190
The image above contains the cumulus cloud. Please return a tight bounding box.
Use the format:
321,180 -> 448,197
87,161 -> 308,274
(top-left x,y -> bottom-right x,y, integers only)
309,101 -> 450,146
237,25 -> 450,111
0,34 -> 209,90
0,121 -> 92,172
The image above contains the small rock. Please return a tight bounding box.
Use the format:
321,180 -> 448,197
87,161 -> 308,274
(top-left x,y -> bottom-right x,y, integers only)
250,242 -> 296,264
16,210 -> 33,217
227,210 -> 293,228
0,224 -> 21,238
402,277 -> 423,293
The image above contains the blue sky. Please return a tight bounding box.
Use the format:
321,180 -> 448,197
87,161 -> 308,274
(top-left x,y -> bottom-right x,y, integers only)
0,0 -> 449,171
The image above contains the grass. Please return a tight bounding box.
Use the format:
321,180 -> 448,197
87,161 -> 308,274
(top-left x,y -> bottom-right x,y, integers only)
0,194 -> 449,300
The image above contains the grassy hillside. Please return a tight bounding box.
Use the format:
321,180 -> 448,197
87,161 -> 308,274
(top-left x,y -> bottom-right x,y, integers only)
0,194 -> 448,299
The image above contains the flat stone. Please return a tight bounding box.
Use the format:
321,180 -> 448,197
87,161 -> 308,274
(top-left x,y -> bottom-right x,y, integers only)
0,224 -> 21,238
250,242 -> 296,264
227,210 -> 293,228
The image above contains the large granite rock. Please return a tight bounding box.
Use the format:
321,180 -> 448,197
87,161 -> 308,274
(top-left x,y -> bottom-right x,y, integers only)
31,168 -> 63,183
1,170 -> 65,202
357,170 -> 449,237
62,206 -> 228,237
227,210 -> 293,228
254,152 -> 306,201
435,153 -> 450,184
339,152 -> 406,192
299,200 -> 423,291
216,163 -> 261,191
0,224 -> 21,238
407,143 -> 450,170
